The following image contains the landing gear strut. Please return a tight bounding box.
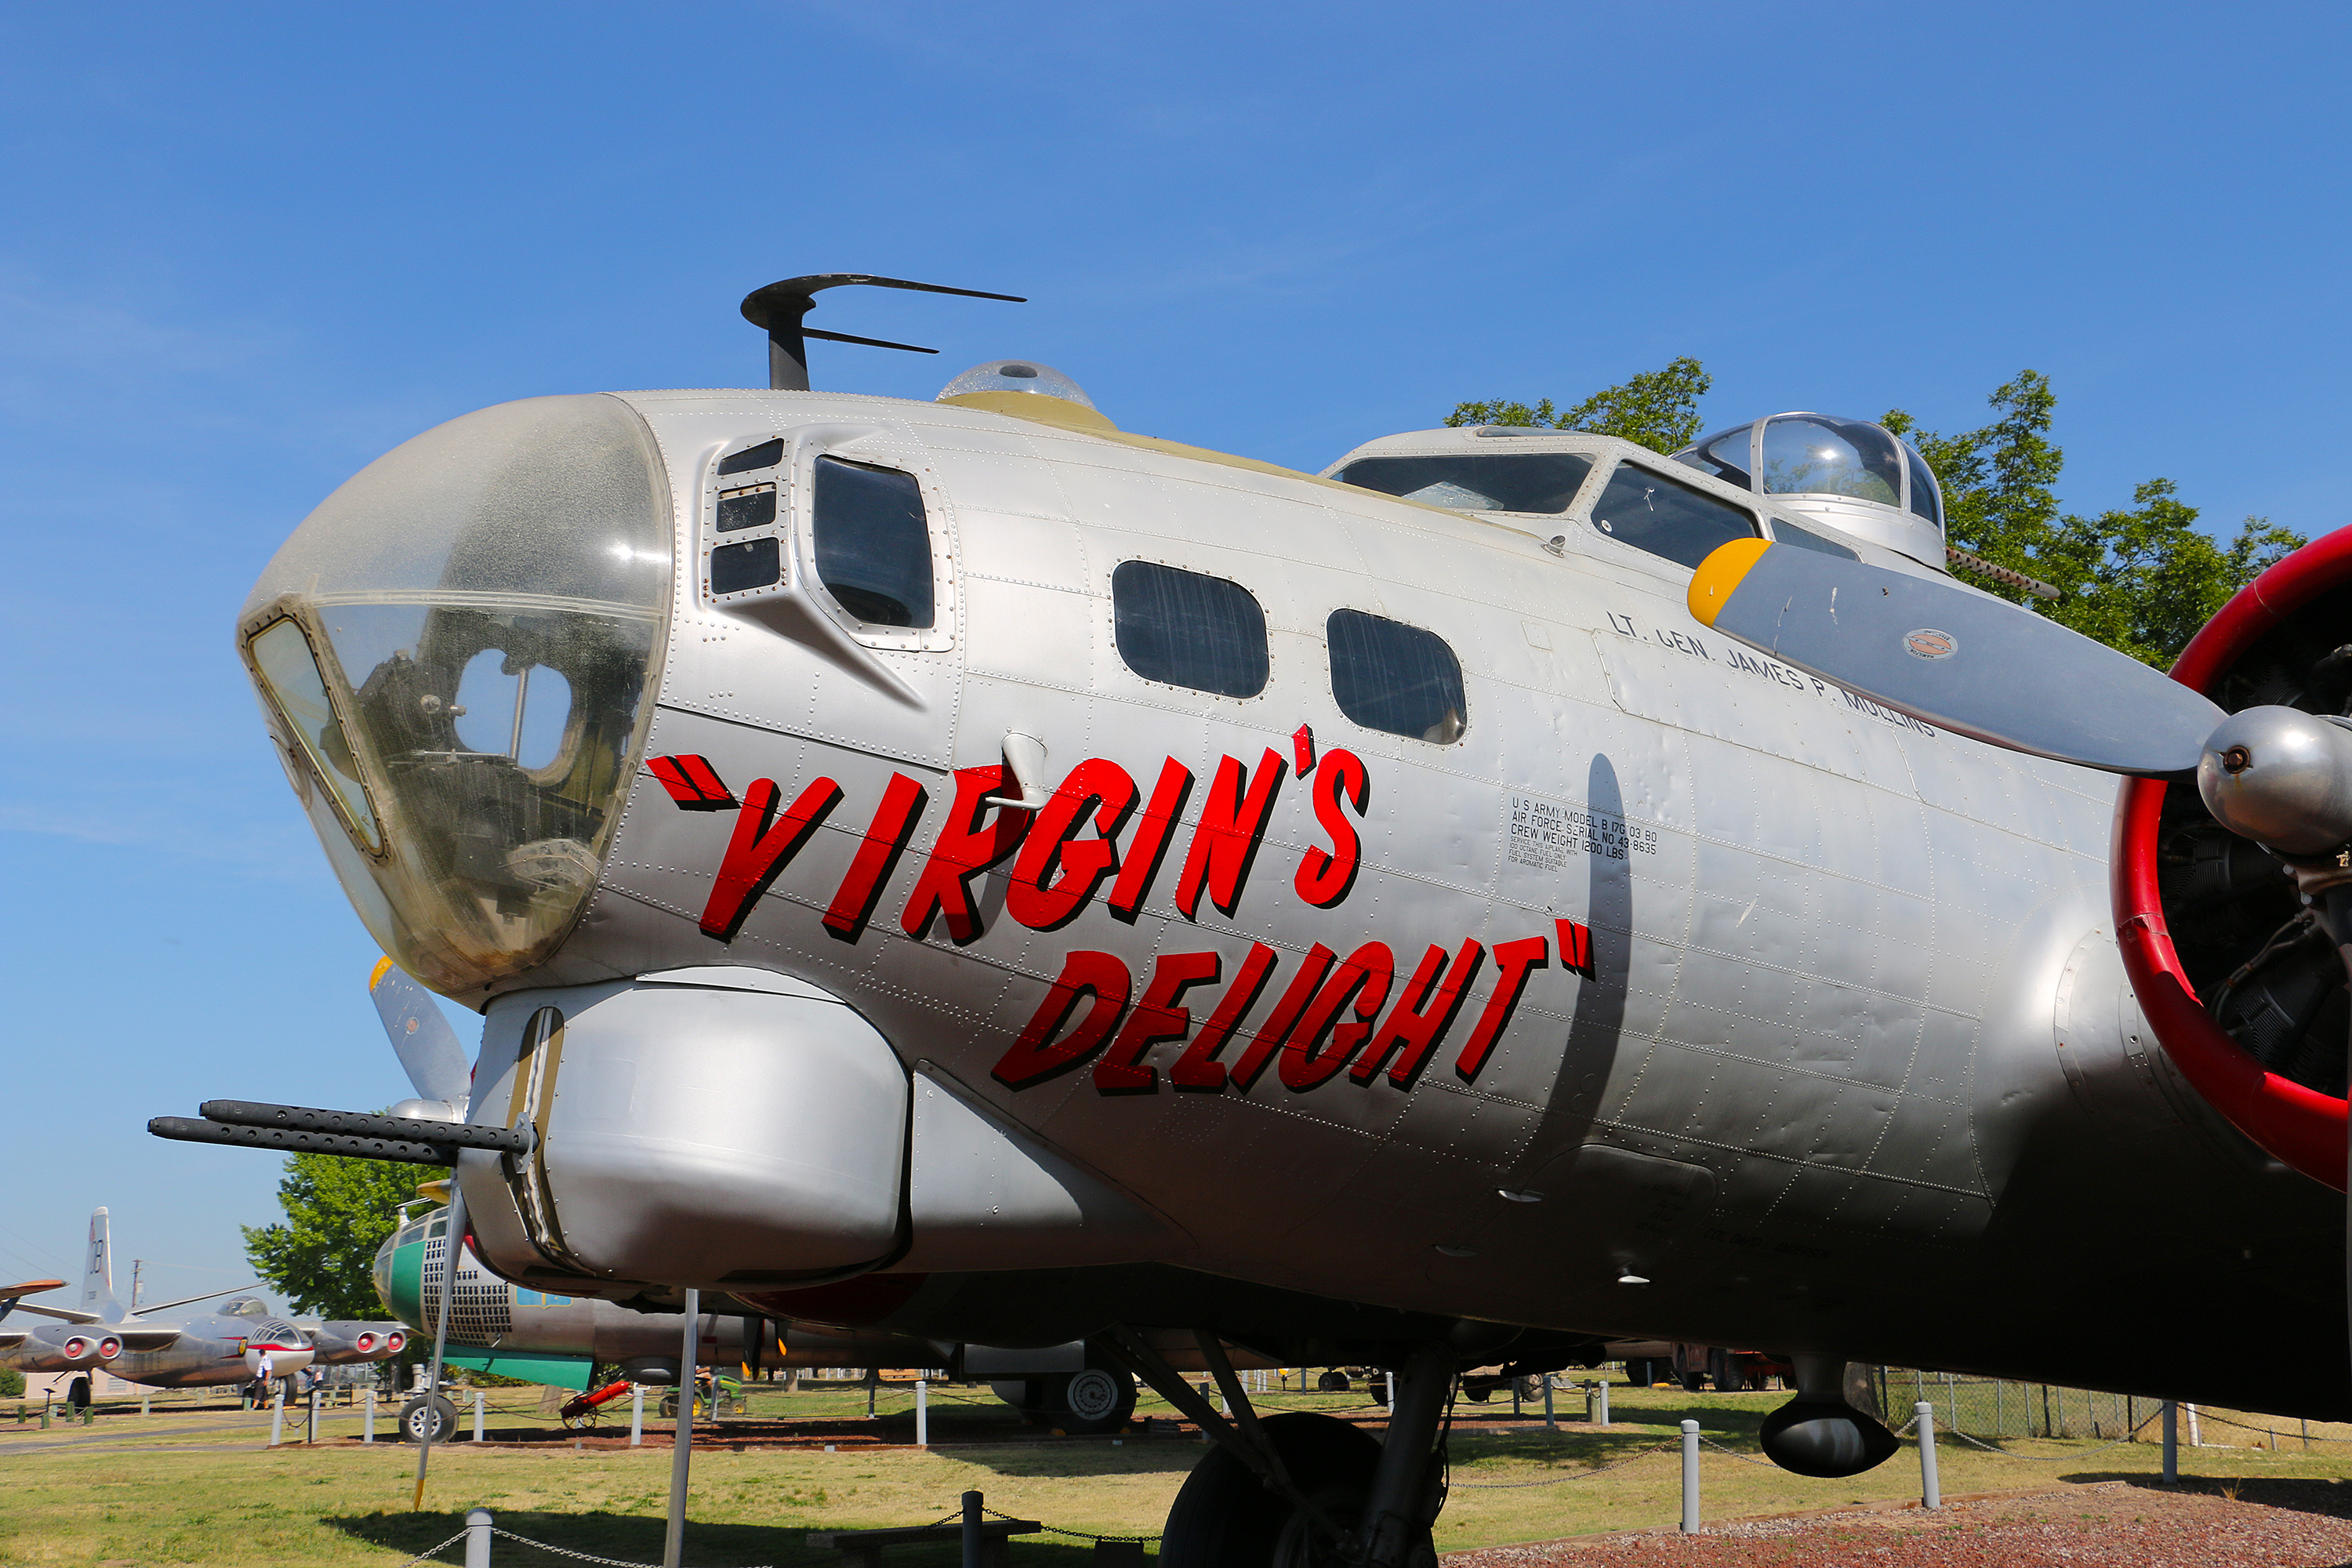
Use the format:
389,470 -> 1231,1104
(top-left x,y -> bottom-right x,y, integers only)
1106,1330 -> 1453,1568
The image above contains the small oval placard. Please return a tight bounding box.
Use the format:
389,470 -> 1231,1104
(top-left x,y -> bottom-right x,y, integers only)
1904,628 -> 1958,661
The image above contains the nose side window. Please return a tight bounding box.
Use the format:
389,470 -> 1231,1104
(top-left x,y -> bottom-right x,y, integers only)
812,456 -> 935,629
1112,561 -> 1269,699
1327,609 -> 1466,744
1588,461 -> 1761,570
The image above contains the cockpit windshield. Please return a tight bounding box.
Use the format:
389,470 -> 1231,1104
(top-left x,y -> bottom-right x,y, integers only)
239,395 -> 673,995
1334,452 -> 1595,514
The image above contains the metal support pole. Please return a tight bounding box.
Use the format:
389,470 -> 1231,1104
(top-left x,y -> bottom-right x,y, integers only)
412,1181 -> 468,1510
2162,1400 -> 2178,1483
1595,1377 -> 1610,1427
631,1385 -> 644,1446
663,1290 -> 699,1568
310,1387 -> 321,1444
1679,1420 -> 1700,1532
141,1390 -> 151,1417
1385,1369 -> 1396,1406
1543,1377 -> 1555,1431
472,1389 -> 485,1442
465,1507 -> 492,1568
866,1366 -> 877,1420
960,1489 -> 983,1568
1915,1401 -> 1940,1509
365,1388 -> 376,1443
270,1388 -> 285,1447
2187,1403 -> 2202,1447
915,1379 -> 928,1447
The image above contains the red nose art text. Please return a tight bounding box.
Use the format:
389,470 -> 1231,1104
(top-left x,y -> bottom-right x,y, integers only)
648,750 -> 1598,1095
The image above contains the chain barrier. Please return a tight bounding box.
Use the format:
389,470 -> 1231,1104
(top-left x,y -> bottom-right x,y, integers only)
393,1530 -> 469,1566
491,1528 -> 772,1567
1938,1412 -> 2158,1461
982,1504 -> 1156,1544
1450,1441 -> 1674,1488
2193,1409 -> 2352,1444
1697,1434 -> 1782,1469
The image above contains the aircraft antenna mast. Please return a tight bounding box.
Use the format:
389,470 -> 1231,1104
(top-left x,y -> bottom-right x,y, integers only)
739,274 -> 1025,391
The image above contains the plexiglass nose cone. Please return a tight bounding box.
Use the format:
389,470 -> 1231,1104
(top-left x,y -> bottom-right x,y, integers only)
238,394 -> 675,995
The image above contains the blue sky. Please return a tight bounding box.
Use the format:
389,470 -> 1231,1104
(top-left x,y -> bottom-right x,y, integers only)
3,0 -> 2346,1305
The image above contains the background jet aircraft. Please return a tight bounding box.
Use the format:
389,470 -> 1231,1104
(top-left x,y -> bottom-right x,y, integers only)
0,1209 -> 399,1405
154,274 -> 2352,1566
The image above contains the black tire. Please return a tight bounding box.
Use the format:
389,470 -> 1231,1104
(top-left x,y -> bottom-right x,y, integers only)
1316,1370 -> 1350,1392
397,1393 -> 459,1444
1161,1410 -> 1410,1568
1622,1359 -> 1653,1388
67,1376 -> 90,1410
1035,1367 -> 1136,1435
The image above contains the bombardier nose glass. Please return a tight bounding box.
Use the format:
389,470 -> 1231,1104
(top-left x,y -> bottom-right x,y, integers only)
239,394 -> 673,994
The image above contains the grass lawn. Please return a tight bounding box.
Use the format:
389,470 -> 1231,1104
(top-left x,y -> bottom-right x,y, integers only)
6,1375 -> 2350,1565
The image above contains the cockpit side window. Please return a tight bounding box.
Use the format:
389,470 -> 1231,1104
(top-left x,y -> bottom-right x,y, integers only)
1328,610 -> 1465,744
1112,561 -> 1269,699
811,456 -> 935,629
1335,452 -> 1595,515
1588,462 -> 1762,570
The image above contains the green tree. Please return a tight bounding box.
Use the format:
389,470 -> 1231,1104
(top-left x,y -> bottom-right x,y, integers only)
1885,374 -> 2301,665
1447,356 -> 1713,453
242,1148 -> 431,1321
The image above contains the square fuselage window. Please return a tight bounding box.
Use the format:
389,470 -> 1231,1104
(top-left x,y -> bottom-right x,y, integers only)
1112,561 -> 1269,699
1327,609 -> 1465,744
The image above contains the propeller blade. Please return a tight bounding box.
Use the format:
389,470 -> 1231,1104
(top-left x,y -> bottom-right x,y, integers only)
1689,539 -> 2227,776
368,959 -> 472,1108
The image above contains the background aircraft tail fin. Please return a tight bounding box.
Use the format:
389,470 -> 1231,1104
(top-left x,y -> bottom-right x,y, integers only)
78,1207 -> 124,1321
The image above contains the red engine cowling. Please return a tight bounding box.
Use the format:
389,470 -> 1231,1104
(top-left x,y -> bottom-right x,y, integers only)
2115,527 -> 2352,1189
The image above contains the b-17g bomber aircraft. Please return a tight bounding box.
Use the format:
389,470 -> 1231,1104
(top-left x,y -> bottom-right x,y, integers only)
155,273 -> 2352,1566
0,1210 -> 401,1404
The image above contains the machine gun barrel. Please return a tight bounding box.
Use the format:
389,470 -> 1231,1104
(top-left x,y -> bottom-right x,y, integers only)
147,1101 -> 535,1166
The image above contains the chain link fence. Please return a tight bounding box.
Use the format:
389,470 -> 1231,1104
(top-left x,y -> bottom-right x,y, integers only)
1870,1367 -> 2158,1441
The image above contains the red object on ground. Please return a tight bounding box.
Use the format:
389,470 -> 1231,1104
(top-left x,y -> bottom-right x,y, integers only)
558,1379 -> 635,1422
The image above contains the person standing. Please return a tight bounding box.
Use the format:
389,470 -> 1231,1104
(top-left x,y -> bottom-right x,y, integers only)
254,1350 -> 275,1410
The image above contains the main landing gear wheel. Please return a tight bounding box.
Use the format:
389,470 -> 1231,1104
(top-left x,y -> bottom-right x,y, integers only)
397,1393 -> 458,1443
1161,1410 -> 1421,1568
1039,1367 -> 1135,1435
993,1367 -> 1139,1435
67,1376 -> 91,1410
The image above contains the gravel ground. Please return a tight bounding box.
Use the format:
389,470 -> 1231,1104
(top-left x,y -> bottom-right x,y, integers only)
1446,1479 -> 2352,1566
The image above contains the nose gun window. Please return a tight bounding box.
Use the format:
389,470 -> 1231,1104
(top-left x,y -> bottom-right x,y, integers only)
1112,561 -> 1269,699
1327,609 -> 1466,744
716,485 -> 777,532
811,456 -> 935,628
717,438 -> 784,477
711,536 -> 782,596
1336,452 -> 1595,514
1588,462 -> 1761,569
249,619 -> 382,849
